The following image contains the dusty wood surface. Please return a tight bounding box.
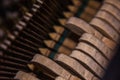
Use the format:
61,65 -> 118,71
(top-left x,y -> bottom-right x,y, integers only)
32,54 -> 71,80
70,50 -> 105,77
75,42 -> 109,69
90,18 -> 119,42
100,3 -> 120,21
96,10 -> 120,34
14,71 -> 39,80
79,33 -> 114,60
54,54 -> 95,80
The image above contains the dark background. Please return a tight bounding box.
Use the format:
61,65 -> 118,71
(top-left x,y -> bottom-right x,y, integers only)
103,45 -> 120,80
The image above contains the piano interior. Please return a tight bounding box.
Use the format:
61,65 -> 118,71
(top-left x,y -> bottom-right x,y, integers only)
0,0 -> 120,80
